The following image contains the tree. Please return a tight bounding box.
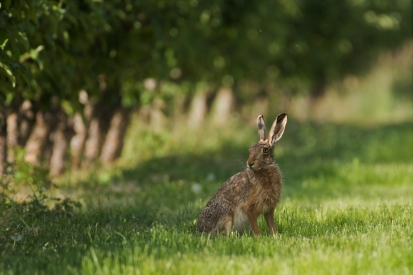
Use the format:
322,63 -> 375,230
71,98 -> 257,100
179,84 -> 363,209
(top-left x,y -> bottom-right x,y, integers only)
0,0 -> 411,176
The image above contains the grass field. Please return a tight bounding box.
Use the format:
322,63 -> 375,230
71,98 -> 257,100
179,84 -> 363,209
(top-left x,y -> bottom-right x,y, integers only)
1,116 -> 412,275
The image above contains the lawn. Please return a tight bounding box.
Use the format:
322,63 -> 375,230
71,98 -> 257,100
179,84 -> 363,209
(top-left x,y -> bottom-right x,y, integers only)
1,118 -> 412,275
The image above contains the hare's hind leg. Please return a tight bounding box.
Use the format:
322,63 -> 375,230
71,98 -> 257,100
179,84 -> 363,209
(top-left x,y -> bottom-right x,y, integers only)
218,217 -> 233,235
264,211 -> 277,235
198,200 -> 234,235
214,201 -> 235,235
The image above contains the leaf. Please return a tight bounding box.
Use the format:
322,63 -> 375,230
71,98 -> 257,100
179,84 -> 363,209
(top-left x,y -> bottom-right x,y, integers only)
0,61 -> 16,87
0,38 -> 8,50
61,100 -> 75,116
15,31 -> 30,51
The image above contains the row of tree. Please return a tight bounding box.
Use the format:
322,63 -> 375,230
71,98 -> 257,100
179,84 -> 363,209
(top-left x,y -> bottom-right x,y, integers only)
0,0 -> 411,176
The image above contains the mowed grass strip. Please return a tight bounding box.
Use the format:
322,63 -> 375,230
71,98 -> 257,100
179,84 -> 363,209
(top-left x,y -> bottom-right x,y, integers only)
77,202 -> 412,275
1,120 -> 412,274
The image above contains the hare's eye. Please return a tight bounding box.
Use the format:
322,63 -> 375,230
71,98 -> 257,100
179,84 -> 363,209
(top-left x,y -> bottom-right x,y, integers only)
263,148 -> 268,154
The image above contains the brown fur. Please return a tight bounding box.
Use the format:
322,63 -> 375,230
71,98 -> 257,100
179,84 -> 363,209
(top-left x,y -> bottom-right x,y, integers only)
197,113 -> 287,236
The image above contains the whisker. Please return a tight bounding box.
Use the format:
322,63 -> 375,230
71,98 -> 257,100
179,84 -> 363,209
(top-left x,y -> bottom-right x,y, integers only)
275,162 -> 291,168
234,159 -> 247,170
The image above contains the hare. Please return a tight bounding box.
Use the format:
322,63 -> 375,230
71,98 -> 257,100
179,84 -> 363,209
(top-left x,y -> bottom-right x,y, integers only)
197,113 -> 287,236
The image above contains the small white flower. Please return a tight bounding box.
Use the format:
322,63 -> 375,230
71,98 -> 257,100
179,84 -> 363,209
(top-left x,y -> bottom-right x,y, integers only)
10,234 -> 23,242
191,183 -> 202,194
207,173 -> 216,181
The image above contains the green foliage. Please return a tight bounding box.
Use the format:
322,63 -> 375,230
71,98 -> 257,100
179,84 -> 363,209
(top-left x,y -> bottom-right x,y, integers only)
0,148 -> 82,257
1,0 -> 411,107
1,147 -> 49,188
266,0 -> 413,93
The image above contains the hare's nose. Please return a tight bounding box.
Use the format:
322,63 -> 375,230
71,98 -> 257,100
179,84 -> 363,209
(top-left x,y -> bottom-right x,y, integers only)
248,162 -> 254,168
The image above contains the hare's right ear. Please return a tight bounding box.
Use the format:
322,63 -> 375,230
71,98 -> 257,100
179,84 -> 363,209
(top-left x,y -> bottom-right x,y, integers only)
268,113 -> 287,146
257,114 -> 266,141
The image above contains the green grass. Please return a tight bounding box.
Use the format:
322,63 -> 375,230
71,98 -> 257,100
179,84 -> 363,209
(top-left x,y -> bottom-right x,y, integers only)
1,118 -> 412,275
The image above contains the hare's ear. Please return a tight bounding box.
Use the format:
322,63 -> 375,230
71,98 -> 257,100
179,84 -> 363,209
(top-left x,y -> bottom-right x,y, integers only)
268,113 -> 287,146
257,114 -> 266,141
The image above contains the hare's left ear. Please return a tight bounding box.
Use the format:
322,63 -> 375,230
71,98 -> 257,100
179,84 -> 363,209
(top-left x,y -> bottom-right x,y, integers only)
257,114 -> 266,141
268,113 -> 287,146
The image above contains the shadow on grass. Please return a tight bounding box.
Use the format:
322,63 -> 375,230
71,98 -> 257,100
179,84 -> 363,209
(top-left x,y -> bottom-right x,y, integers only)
66,120 -> 412,217
111,120 -> 412,201
121,120 -> 412,179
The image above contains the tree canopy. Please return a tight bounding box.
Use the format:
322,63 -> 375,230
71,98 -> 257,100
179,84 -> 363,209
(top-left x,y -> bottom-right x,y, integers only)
1,0 -> 411,101
0,0 -> 411,175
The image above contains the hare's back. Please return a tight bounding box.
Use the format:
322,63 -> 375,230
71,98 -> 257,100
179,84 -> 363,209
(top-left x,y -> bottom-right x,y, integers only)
212,171 -> 252,202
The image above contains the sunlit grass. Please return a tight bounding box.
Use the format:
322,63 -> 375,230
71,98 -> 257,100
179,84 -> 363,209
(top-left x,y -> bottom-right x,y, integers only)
75,201 -> 412,275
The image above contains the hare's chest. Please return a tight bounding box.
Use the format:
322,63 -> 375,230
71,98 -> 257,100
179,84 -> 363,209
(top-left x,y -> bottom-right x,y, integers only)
252,183 -> 281,213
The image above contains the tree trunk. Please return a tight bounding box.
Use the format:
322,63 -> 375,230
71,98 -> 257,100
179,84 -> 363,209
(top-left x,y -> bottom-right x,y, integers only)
82,75 -> 122,167
100,107 -> 131,165
211,87 -> 234,125
187,90 -> 208,128
49,112 -> 73,177
18,100 -> 36,147
310,80 -> 327,99
308,78 -> 328,120
24,111 -> 52,165
82,104 -> 107,167
0,108 -> 7,175
82,77 -> 121,166
150,99 -> 166,132
6,111 -> 19,163
70,113 -> 87,169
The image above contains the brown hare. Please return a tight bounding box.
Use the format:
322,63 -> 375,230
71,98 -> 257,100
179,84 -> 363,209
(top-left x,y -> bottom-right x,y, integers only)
197,113 -> 287,236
